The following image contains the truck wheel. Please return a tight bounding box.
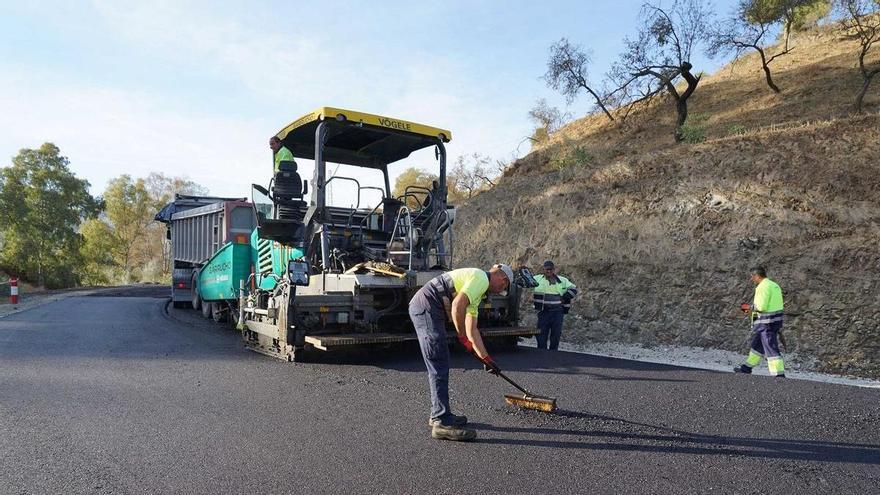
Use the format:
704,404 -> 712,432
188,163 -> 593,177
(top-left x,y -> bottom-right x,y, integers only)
201,301 -> 213,318
211,303 -> 227,323
172,301 -> 187,309
191,276 -> 201,311
228,304 -> 240,329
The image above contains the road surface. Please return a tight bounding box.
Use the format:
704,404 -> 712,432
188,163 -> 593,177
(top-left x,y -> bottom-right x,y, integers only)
1,288 -> 878,494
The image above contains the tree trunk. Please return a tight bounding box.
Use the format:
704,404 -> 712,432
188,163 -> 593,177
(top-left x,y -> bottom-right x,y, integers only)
586,87 -> 616,122
673,63 -> 699,143
855,76 -> 873,114
757,48 -> 781,93
784,24 -> 791,52
37,240 -> 45,287
674,98 -> 688,143
762,63 -> 781,93
574,70 -> 615,122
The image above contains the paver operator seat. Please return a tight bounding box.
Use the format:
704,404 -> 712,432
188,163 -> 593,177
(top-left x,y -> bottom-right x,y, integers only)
253,160 -> 307,245
272,160 -> 307,222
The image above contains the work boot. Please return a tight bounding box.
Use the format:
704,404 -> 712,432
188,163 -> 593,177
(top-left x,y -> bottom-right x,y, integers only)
775,374 -> 786,378
734,364 -> 753,374
431,424 -> 477,442
428,414 -> 468,428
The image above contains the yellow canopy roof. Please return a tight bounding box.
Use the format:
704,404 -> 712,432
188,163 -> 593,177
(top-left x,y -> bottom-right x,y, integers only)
275,107 -> 452,168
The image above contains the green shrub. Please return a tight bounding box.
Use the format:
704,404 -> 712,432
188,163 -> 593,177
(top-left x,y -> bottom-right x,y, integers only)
679,114 -> 708,143
551,144 -> 593,170
728,123 -> 747,136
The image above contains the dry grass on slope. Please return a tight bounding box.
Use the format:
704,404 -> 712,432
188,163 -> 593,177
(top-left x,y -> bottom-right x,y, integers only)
460,115 -> 880,268
511,21 -> 880,177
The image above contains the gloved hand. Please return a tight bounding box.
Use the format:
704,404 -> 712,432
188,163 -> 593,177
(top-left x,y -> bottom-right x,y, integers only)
740,303 -> 751,314
457,335 -> 473,353
481,356 -> 501,375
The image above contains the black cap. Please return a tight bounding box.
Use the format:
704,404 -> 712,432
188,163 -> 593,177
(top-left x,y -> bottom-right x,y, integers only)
543,260 -> 555,269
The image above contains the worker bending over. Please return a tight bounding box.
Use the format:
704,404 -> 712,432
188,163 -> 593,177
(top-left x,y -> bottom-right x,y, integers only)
735,266 -> 786,378
532,260 -> 578,350
408,265 -> 513,442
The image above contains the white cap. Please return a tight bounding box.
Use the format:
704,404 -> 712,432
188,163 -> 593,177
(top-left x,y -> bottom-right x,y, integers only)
493,263 -> 515,285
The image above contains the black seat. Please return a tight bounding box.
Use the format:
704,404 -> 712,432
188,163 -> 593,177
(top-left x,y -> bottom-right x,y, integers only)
381,197 -> 403,232
274,160 -> 303,198
412,190 -> 439,229
273,160 -> 306,221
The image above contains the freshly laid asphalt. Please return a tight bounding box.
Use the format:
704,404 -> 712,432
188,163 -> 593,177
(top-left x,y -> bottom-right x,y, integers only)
1,288 -> 878,494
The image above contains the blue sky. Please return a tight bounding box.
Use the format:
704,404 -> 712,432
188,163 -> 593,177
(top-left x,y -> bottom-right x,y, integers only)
0,1 -> 739,198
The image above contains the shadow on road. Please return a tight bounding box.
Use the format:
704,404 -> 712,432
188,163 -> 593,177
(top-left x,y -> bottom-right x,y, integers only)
316,342 -> 695,379
472,410 -> 880,464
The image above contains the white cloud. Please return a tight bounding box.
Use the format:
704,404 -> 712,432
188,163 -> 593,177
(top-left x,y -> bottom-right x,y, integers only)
86,1 -> 531,163
0,73 -> 268,196
1,1 -> 536,204
88,1 -> 354,105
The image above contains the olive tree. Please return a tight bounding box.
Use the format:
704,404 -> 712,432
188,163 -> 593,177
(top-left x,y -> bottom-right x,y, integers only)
709,0 -> 795,93
779,0 -> 832,50
837,0 -> 880,113
606,0 -> 714,142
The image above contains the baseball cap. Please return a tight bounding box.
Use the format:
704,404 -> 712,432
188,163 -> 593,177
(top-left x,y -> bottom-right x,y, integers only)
493,263 -> 514,285
543,260 -> 555,269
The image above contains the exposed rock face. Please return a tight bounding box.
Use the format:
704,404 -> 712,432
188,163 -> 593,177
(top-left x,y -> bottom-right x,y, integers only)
455,116 -> 880,378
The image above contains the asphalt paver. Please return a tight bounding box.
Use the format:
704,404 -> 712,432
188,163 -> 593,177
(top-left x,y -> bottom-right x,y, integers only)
1,290 -> 878,494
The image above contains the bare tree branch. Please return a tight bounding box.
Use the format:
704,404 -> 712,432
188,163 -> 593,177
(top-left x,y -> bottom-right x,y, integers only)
527,98 -> 571,145
544,38 -> 616,121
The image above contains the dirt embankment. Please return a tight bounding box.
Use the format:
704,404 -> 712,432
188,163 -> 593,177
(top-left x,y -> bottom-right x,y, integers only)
456,20 -> 880,378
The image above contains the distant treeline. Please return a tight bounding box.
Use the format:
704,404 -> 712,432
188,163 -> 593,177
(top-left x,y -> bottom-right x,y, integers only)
0,143 -> 206,288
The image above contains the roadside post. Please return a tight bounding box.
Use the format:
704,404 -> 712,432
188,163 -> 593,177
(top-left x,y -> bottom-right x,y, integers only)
10,278 -> 19,307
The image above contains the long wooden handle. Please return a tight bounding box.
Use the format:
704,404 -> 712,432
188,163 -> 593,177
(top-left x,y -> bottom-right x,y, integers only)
470,351 -> 535,397
495,370 -> 536,397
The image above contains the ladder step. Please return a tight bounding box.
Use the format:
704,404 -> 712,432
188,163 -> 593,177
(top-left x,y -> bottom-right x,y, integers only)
303,327 -> 538,350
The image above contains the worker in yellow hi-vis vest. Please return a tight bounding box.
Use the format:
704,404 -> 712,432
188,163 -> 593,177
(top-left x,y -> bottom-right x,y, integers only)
735,266 -> 786,378
269,136 -> 295,173
531,260 -> 578,350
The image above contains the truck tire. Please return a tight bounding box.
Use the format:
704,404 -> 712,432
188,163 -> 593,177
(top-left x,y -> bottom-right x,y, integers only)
172,300 -> 188,309
228,304 -> 239,329
201,301 -> 213,319
211,303 -> 227,323
191,275 -> 201,311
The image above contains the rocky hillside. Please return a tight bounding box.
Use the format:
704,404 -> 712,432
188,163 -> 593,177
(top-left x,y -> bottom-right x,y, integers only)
455,22 -> 880,377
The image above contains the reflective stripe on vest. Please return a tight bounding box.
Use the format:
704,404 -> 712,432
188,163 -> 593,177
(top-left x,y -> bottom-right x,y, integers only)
753,310 -> 784,325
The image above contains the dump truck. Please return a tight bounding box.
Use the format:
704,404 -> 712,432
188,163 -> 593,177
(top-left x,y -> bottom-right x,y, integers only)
159,107 -> 537,361
155,195 -> 255,318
